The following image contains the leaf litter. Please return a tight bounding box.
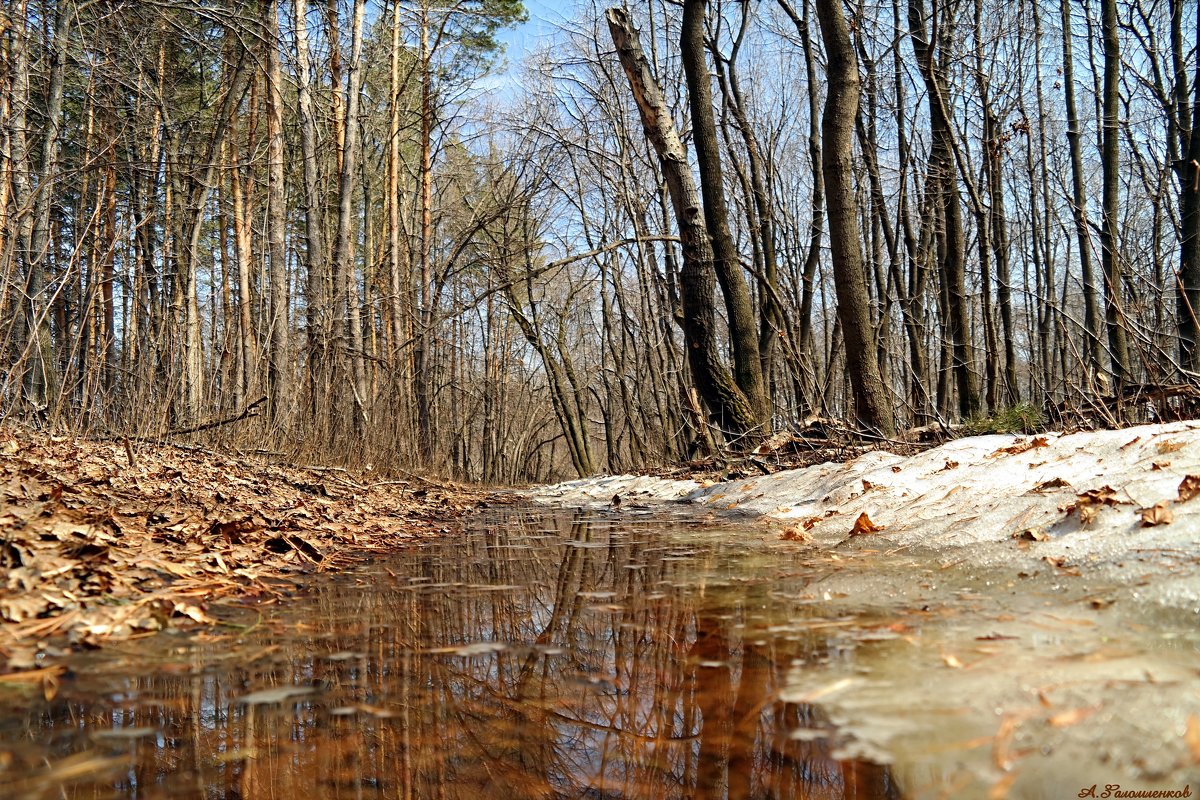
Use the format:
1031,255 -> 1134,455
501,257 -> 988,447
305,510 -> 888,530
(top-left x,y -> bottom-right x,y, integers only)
0,426 -> 498,669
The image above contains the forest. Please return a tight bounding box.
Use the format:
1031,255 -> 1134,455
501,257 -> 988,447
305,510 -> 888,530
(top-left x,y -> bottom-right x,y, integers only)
0,0 -> 1197,483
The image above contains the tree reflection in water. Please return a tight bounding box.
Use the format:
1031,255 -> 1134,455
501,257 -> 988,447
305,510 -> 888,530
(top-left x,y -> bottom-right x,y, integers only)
0,510 -> 903,799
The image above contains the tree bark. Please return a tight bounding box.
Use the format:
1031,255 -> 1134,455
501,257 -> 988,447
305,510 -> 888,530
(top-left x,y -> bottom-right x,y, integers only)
606,7 -> 761,439
814,0 -> 895,436
679,0 -> 769,433
1101,0 -> 1132,386
331,0 -> 368,426
265,0 -> 292,426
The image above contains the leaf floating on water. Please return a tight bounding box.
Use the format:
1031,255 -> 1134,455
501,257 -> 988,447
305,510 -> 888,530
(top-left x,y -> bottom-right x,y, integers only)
849,512 -> 884,536
1138,500 -> 1173,527
1178,475 -> 1200,503
237,685 -> 320,705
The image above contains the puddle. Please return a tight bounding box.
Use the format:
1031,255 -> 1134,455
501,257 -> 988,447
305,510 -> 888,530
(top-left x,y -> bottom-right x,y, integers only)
0,508 -> 1197,798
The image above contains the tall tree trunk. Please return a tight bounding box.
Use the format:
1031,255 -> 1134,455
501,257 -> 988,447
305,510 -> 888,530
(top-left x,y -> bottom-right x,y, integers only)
814,0 -> 895,436
331,0 -> 368,428
416,0 -> 436,464
1172,0 -> 1200,373
606,7 -> 760,438
1061,0 -> 1106,384
19,1 -> 72,409
265,0 -> 291,425
680,0 -> 769,434
293,0 -> 329,420
1100,0 -> 1132,387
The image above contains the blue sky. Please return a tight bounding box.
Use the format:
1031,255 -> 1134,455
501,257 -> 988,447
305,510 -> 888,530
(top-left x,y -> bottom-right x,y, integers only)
496,0 -> 572,63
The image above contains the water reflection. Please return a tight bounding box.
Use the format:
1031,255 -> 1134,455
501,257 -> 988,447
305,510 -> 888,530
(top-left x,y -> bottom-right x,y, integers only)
0,510 -> 902,799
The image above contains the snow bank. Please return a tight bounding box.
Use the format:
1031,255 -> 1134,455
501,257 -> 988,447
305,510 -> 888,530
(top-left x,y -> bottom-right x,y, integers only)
530,421 -> 1200,606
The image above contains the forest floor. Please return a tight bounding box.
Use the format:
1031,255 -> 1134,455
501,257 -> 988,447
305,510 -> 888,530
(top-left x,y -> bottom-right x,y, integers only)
0,427 -> 502,674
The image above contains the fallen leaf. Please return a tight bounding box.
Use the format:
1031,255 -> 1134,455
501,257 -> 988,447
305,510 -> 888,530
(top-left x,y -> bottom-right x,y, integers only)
1138,500 -> 1173,527
1152,460 -> 1170,470
173,602 -> 215,625
991,436 -> 1050,458
850,512 -> 884,536
1178,475 -> 1200,503
1077,504 -> 1099,525
1013,527 -> 1049,542
1030,477 -> 1071,493
779,526 -> 811,543
937,460 -> 959,472
1043,555 -> 1081,576
1157,440 -> 1186,454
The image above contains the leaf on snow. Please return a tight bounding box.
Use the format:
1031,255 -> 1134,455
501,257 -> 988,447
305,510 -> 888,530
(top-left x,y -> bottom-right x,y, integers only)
990,436 -> 1050,458
1178,474 -> 1200,503
1138,500 -> 1173,527
850,512 -> 884,536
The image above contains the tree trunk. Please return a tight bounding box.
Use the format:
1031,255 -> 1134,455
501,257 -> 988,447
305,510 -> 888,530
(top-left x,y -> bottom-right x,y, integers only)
1100,0 -> 1132,386
679,0 -> 769,434
331,0 -> 368,427
293,0 -> 330,420
265,0 -> 292,426
1172,0 -> 1200,373
606,7 -> 760,439
814,0 -> 895,436
1062,0 -> 1106,384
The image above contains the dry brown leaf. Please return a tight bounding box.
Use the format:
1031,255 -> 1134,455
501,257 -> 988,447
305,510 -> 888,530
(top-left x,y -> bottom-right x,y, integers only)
1157,439 -> 1186,454
1076,485 -> 1124,506
937,460 -> 959,472
1178,475 -> 1200,503
1013,527 -> 1049,542
1030,477 -> 1071,493
1077,504 -> 1100,526
849,512 -> 885,536
1152,460 -> 1171,470
1138,500 -> 1173,527
778,526 -> 811,543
